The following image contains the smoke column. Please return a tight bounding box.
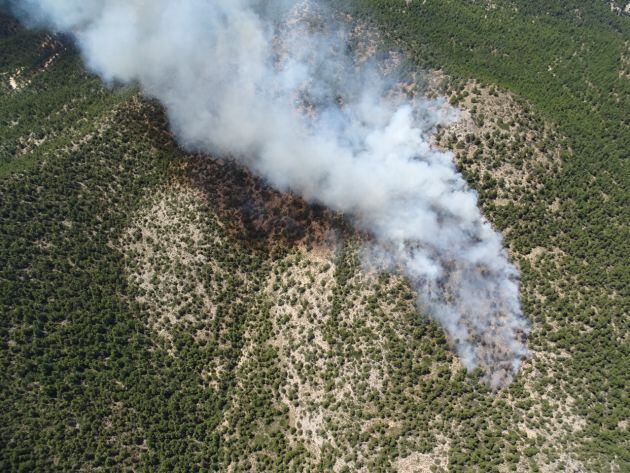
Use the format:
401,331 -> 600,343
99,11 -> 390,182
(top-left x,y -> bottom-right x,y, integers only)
9,0 -> 528,387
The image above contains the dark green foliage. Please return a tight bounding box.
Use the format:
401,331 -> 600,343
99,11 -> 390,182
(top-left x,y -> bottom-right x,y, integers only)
334,0 -> 629,469
1,3 -> 629,472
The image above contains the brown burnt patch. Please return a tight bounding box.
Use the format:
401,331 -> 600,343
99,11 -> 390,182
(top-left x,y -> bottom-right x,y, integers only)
182,154 -> 353,254
31,33 -> 67,73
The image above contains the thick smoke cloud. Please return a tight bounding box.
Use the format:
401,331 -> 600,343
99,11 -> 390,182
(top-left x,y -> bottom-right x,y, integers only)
10,0 -> 528,387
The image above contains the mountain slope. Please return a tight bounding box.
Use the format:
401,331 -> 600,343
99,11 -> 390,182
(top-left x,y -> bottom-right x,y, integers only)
1,4 -> 628,472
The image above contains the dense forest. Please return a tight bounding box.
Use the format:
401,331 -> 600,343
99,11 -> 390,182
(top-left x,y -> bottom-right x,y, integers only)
1,1 -> 628,472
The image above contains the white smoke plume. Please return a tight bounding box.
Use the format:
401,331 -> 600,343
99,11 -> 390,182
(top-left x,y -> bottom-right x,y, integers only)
9,0 -> 528,387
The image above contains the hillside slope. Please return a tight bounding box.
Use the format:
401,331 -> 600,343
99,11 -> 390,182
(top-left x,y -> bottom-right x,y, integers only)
1,3 -> 628,472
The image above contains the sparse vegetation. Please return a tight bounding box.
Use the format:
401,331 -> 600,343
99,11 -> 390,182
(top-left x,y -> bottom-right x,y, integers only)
1,2 -> 628,472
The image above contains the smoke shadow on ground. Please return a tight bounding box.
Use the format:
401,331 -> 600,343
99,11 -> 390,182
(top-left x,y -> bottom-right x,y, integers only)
182,152 -> 356,255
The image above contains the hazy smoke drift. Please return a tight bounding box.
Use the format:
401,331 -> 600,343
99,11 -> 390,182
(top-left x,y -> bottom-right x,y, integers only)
13,0 -> 528,386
